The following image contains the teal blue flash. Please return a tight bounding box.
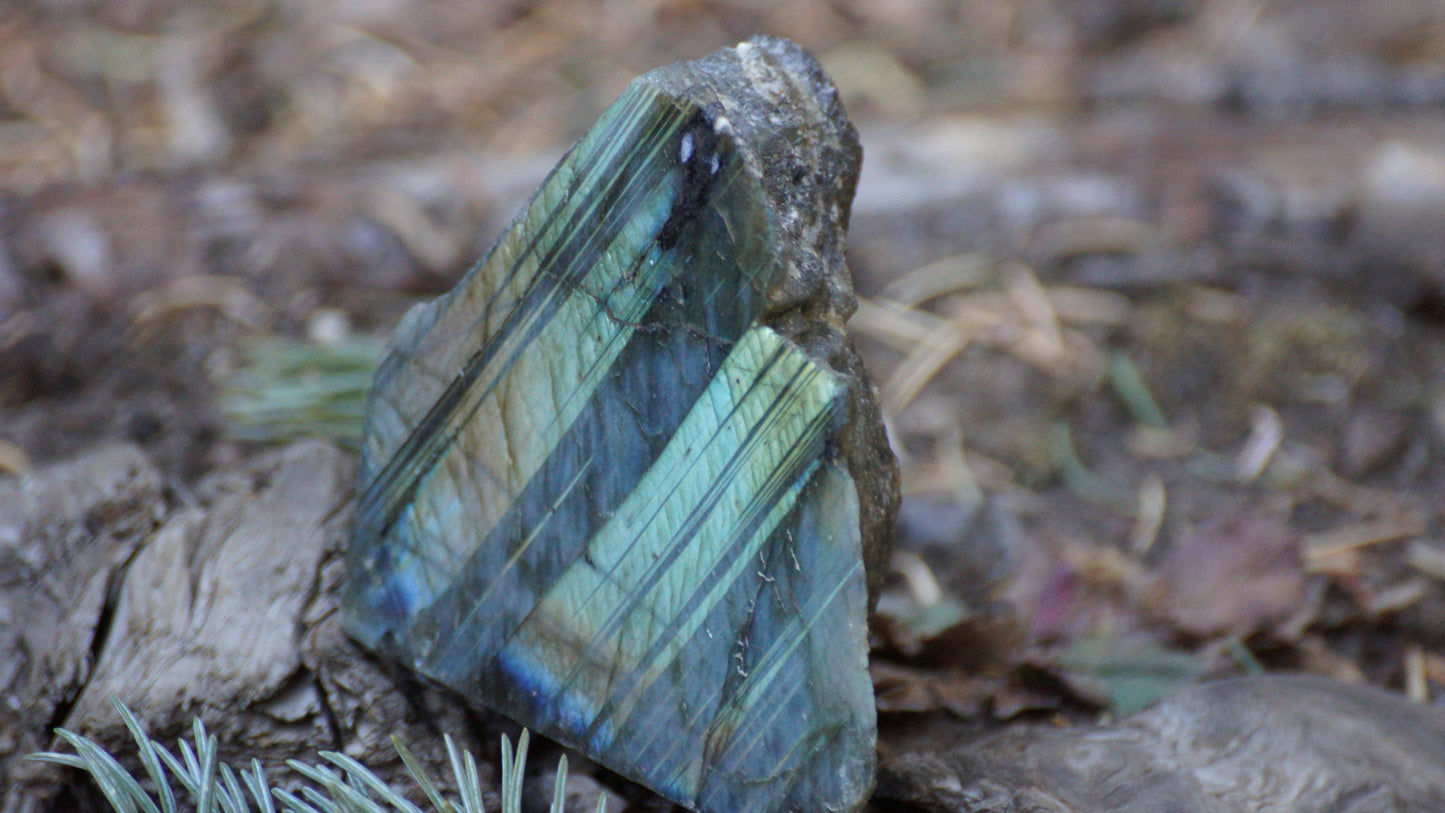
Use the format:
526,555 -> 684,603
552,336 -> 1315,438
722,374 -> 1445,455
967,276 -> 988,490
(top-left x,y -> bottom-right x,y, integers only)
344,37 -> 878,812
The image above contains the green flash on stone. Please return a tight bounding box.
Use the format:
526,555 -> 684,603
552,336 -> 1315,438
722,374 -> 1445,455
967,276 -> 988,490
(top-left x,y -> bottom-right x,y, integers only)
343,36 -> 898,812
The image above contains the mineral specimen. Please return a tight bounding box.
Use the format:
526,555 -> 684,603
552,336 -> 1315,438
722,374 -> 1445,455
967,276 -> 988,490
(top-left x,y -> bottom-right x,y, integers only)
343,35 -> 897,812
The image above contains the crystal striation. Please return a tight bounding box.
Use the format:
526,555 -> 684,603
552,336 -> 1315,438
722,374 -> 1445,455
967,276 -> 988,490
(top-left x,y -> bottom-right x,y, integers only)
343,36 -> 897,812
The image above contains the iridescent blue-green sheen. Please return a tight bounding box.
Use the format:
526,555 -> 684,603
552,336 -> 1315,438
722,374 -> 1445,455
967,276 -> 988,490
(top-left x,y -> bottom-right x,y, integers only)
344,38 -> 876,812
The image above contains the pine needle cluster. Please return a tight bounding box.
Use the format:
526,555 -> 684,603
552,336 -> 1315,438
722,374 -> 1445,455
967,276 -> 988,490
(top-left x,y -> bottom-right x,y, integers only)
31,698 -> 605,813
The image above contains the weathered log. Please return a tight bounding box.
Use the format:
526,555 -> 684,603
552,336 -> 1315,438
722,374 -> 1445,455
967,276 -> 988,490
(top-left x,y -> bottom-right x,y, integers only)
2,442 -> 501,810
877,674 -> 1445,813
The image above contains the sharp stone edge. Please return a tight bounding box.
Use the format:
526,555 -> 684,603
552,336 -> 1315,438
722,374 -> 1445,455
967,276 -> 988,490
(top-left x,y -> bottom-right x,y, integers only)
344,36 -> 881,812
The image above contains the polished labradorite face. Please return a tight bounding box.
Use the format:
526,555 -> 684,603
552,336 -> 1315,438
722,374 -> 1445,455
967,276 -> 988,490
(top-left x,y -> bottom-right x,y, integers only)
344,37 -> 877,813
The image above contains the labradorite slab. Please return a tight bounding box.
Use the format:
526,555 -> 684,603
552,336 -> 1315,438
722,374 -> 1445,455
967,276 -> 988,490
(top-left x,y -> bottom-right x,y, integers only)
343,36 -> 897,812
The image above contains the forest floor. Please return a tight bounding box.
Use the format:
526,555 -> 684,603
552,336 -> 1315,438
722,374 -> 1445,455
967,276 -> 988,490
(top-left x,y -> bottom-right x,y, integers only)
5,0 -> 1445,809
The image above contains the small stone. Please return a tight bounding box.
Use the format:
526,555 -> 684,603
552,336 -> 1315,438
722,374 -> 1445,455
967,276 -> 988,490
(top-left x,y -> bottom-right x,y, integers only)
1340,407 -> 1409,477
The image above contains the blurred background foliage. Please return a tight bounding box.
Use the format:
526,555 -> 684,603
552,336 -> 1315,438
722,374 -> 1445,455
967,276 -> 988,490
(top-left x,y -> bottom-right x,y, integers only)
5,0 -> 1445,798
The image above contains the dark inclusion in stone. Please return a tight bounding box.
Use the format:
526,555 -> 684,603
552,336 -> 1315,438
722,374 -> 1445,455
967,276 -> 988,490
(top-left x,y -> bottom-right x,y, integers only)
343,36 -> 899,813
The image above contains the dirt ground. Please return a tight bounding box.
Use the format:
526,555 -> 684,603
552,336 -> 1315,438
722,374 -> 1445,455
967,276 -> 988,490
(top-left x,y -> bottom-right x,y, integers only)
5,0 -> 1445,809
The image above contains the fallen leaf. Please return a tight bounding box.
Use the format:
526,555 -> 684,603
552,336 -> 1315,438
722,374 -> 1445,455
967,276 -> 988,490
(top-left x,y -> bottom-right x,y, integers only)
1152,513 -> 1305,637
